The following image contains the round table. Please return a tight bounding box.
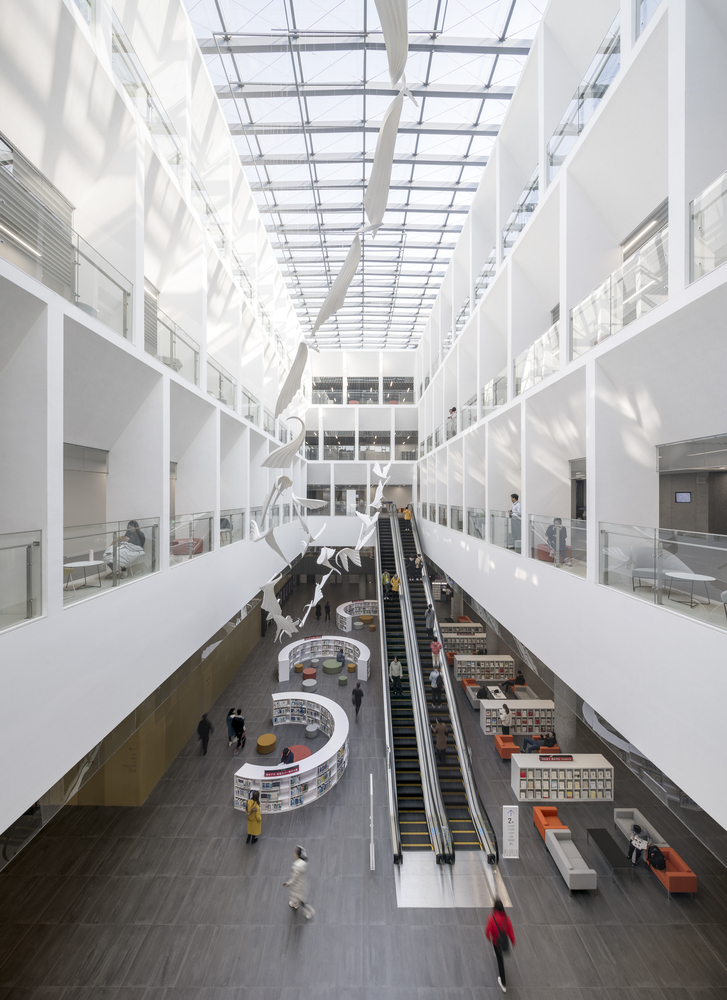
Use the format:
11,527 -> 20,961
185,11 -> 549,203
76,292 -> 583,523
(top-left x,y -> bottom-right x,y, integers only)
302,667 -> 317,681
664,571 -> 715,608
359,614 -> 373,625
256,733 -> 276,755
286,744 -> 312,761
305,724 -> 318,739
323,658 -> 342,674
311,658 -> 320,666
353,621 -> 364,631
302,678 -> 317,692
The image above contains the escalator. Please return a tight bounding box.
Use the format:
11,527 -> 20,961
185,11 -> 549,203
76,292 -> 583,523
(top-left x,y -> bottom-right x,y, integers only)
398,514 -> 500,860
377,517 -> 430,851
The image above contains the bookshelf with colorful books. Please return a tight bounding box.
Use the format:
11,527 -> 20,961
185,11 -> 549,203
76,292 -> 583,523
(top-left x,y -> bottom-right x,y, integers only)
439,622 -> 485,638
234,693 -> 349,814
480,700 -> 555,736
453,655 -> 515,682
278,636 -> 371,682
510,753 -> 614,803
336,600 -> 379,632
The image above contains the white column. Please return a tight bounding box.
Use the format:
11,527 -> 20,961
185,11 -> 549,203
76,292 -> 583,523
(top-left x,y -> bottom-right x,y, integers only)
46,304 -> 64,617
160,376 -> 171,570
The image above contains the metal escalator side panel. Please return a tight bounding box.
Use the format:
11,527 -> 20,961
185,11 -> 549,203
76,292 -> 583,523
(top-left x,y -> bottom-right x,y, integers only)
389,515 -> 455,865
375,519 -> 403,864
406,507 -> 500,864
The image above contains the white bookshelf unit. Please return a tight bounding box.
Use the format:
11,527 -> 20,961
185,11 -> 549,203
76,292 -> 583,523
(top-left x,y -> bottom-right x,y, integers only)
234,693 -> 349,814
480,700 -> 555,736
441,633 -> 487,656
453,654 -> 515,682
336,600 -> 378,632
278,636 -> 371,682
439,622 -> 485,637
510,753 -> 614,803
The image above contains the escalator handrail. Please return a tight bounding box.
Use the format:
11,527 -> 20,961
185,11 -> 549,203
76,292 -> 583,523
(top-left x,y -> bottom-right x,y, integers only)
406,506 -> 500,864
374,520 -> 403,865
390,514 -> 455,864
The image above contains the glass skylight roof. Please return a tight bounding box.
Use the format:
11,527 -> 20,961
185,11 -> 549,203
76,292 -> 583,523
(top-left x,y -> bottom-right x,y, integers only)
184,0 -> 546,349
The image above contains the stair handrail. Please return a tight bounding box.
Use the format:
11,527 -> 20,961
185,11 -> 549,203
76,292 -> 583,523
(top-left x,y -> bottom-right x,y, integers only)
374,520 -> 403,865
390,514 -> 455,864
407,505 -> 500,863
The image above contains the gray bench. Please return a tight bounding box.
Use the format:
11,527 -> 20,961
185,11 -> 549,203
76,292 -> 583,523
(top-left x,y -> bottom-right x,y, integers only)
545,828 -> 597,892
613,808 -> 669,848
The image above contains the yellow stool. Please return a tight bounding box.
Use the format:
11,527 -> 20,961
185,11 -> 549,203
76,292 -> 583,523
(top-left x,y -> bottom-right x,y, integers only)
257,733 -> 276,755
294,662 -> 304,673
369,623 -> 376,632
347,662 -> 356,673
359,614 -> 373,625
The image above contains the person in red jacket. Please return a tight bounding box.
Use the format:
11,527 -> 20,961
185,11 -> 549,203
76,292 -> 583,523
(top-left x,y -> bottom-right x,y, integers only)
485,898 -> 515,993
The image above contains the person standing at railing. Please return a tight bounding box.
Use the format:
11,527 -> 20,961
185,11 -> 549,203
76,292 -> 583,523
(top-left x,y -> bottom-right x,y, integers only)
546,518 -> 567,564
508,494 -> 521,551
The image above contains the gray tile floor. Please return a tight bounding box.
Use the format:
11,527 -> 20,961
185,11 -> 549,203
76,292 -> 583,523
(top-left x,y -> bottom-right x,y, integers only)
1,578 -> 727,999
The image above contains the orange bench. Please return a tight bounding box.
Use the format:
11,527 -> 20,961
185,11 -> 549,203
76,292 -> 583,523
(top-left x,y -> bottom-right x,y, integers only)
462,678 -> 477,693
458,615 -> 472,623
648,848 -> 697,897
533,806 -> 568,841
495,734 -> 519,760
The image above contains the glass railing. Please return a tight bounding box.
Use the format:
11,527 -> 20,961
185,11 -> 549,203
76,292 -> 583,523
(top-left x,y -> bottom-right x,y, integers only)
241,388 -> 260,424
395,441 -> 417,460
426,435 -> 433,453
73,0 -> 93,24
690,169 -> 727,283
220,508 -> 245,545
283,504 -> 291,523
434,426 -> 442,448
419,440 -> 425,458
419,382 -> 423,400
637,0 -> 662,36
455,299 -> 470,336
438,505 -> 447,527
359,444 -> 391,462
424,372 -> 430,391
207,356 -> 236,410
474,249 -> 497,304
446,416 -> 457,440
263,410 -> 275,436
490,509 -> 521,552
111,14 -> 182,176
467,508 -> 487,540
305,439 -> 319,460
462,393 -> 478,429
547,13 -> 621,182
347,382 -> 379,405
278,424 -> 288,444
334,496 -> 367,516
502,167 -> 539,257
529,515 -> 586,578
431,355 -> 439,375
442,329 -> 454,356
482,368 -> 508,413
450,506 -> 463,532
149,306 -> 199,384
383,380 -> 414,404
429,504 -> 436,522
0,530 -> 41,632
514,322 -> 559,396
63,518 -> 159,605
600,522 -> 727,631
324,439 -> 355,460
571,227 -> 668,360
249,507 -> 263,529
0,158 -> 132,339
312,380 -> 343,404
170,512 -> 212,563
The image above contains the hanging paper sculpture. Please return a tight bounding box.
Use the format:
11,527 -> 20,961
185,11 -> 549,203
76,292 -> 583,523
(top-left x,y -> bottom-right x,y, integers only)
362,93 -> 403,236
374,0 -> 409,88
262,416 -> 305,469
275,341 -> 309,417
312,236 -> 361,334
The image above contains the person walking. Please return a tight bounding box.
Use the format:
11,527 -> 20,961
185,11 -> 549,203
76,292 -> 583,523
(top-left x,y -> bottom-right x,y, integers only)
315,603 -> 322,622
389,656 -> 403,697
430,665 -> 443,707
425,604 -> 436,639
432,718 -> 447,764
324,601 -> 331,621
226,707 -> 236,747
485,898 -> 515,993
232,710 -> 246,755
246,791 -> 261,844
352,682 -> 364,722
197,714 -> 213,755
381,569 -> 391,600
499,704 -> 512,736
284,845 -> 315,919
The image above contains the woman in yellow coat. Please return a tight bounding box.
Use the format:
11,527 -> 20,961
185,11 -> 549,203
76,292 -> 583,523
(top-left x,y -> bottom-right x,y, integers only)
246,790 -> 261,844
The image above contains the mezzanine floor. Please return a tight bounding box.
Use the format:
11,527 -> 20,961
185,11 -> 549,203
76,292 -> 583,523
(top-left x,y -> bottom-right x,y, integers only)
1,579 -> 727,999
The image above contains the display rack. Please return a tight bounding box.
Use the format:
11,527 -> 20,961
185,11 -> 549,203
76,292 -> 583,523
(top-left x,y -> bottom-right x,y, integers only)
234,693 -> 349,813
277,635 -> 371,682
336,600 -> 378,632
439,622 -> 485,637
442,633 -> 487,655
510,753 -> 614,802
480,700 -> 555,735
453,654 -> 515,682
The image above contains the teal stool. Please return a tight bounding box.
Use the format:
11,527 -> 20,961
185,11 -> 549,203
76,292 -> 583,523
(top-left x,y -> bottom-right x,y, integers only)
338,675 -> 348,686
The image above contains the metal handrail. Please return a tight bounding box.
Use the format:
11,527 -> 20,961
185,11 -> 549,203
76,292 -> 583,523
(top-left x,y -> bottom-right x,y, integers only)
374,521 -> 403,865
407,505 -> 500,863
390,514 -> 455,864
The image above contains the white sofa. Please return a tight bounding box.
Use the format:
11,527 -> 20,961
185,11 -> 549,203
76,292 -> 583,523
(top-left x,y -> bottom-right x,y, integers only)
613,808 -> 668,848
545,828 -> 597,891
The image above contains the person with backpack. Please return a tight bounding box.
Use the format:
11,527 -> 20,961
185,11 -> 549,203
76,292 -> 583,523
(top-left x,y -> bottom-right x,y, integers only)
647,844 -> 667,870
627,822 -> 650,865
232,710 -> 246,755
485,898 -> 515,993
284,845 -> 315,919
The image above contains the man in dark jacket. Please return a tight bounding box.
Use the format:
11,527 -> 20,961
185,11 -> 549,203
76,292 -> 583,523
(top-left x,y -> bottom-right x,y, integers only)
197,714 -> 213,755
232,710 -> 246,755
352,683 -> 364,722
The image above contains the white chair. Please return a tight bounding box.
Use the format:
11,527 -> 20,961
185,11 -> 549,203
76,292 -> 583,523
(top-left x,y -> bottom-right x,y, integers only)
630,545 -> 692,591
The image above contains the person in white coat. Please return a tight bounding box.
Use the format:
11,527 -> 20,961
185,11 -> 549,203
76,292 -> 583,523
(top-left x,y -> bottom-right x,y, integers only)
284,845 -> 315,919
499,704 -> 512,735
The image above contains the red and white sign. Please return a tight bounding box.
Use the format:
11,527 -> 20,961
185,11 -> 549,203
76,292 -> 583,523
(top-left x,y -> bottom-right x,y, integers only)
538,755 -> 573,762
265,765 -> 299,777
